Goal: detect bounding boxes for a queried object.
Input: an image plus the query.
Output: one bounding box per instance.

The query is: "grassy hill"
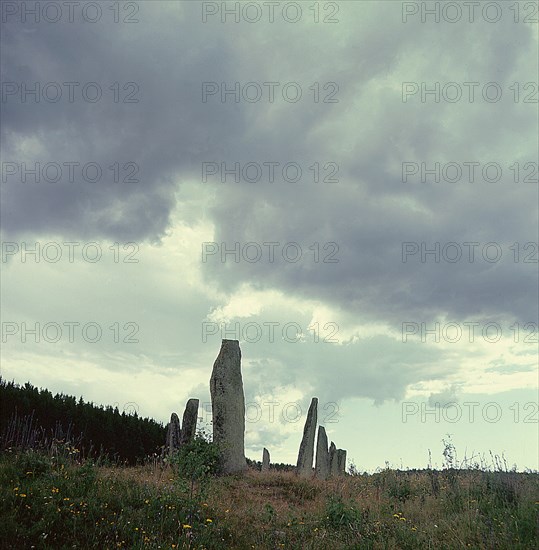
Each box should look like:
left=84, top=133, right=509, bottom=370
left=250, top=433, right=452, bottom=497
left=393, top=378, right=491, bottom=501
left=1, top=447, right=537, bottom=549
left=1, top=379, right=537, bottom=548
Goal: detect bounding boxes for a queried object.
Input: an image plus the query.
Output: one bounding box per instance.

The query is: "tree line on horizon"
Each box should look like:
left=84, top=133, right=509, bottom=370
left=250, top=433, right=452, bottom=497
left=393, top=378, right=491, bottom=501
left=0, top=377, right=166, bottom=464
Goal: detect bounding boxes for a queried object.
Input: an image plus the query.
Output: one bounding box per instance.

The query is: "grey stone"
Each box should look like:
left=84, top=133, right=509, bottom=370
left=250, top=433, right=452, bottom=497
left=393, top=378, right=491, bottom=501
left=296, top=397, right=318, bottom=478
left=336, top=449, right=347, bottom=476
left=262, top=447, right=270, bottom=472
left=180, top=398, right=199, bottom=446
left=166, top=412, right=181, bottom=455
left=329, top=441, right=338, bottom=477
left=210, top=339, right=246, bottom=474
left=315, top=426, right=329, bottom=480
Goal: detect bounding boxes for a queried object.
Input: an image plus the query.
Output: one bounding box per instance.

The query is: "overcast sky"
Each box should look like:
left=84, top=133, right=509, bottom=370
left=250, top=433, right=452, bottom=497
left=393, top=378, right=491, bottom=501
left=1, top=1, right=538, bottom=471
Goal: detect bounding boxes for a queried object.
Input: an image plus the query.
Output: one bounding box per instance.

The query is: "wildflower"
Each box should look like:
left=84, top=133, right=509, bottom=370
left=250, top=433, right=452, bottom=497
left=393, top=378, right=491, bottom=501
left=13, top=487, right=19, bottom=491
left=19, top=494, right=27, bottom=498
left=182, top=524, right=192, bottom=529
left=206, top=519, right=212, bottom=523
left=63, top=497, right=70, bottom=501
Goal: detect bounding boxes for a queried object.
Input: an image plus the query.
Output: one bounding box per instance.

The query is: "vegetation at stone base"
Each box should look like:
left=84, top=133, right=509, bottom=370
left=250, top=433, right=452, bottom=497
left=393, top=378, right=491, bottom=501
left=0, top=378, right=166, bottom=464
left=1, top=444, right=537, bottom=549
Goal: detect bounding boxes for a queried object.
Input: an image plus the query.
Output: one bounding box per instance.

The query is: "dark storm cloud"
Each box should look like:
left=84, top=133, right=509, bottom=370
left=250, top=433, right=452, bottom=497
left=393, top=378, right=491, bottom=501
left=2, top=1, right=537, bottom=330
left=1, top=2, right=242, bottom=240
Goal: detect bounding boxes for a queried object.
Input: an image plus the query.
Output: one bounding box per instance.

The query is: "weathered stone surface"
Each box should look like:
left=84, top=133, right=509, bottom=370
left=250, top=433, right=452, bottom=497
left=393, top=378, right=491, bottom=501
left=315, top=426, right=329, bottom=480
left=329, top=441, right=338, bottom=477
left=336, top=449, right=347, bottom=476
left=296, top=397, right=318, bottom=478
left=210, top=339, right=246, bottom=474
left=180, top=398, right=199, bottom=446
left=166, top=412, right=181, bottom=455
left=262, top=447, right=270, bottom=472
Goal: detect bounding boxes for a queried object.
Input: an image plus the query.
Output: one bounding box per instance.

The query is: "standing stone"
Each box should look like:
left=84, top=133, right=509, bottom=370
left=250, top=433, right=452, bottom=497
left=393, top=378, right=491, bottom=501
left=336, top=449, right=347, bottom=476
left=180, top=398, right=199, bottom=446
left=329, top=441, right=338, bottom=477
left=262, top=447, right=270, bottom=472
left=315, top=426, right=329, bottom=480
left=210, top=339, right=246, bottom=474
left=166, top=413, right=181, bottom=455
left=296, top=397, right=318, bottom=478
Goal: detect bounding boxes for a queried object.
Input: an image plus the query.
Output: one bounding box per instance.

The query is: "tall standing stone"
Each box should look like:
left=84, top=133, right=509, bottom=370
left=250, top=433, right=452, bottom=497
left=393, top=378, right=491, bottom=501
left=296, top=397, right=318, bottom=478
left=262, top=447, right=270, bottom=472
left=336, top=449, right=347, bottom=476
left=315, top=426, right=329, bottom=480
left=180, top=398, right=199, bottom=446
left=210, top=339, right=246, bottom=474
left=166, top=413, right=181, bottom=455
left=329, top=441, right=338, bottom=477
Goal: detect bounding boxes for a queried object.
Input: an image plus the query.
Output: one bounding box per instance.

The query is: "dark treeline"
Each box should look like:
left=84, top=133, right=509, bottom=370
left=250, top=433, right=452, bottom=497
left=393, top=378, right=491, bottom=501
left=0, top=378, right=166, bottom=464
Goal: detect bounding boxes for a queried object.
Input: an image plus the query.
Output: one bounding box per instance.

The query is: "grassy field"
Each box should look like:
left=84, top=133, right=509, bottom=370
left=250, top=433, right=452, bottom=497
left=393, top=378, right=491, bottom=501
left=1, top=446, right=537, bottom=549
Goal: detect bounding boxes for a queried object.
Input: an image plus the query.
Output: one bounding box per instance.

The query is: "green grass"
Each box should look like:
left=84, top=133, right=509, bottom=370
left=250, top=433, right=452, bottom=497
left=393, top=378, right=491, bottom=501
left=1, top=449, right=538, bottom=549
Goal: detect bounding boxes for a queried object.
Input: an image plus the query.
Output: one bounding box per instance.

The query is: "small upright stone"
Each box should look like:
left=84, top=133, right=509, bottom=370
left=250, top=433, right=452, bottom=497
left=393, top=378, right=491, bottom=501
left=210, top=339, right=247, bottom=474
left=296, top=397, right=318, bottom=478
left=329, top=441, right=338, bottom=477
left=315, top=426, right=329, bottom=480
left=336, top=449, right=347, bottom=476
left=166, top=413, right=181, bottom=455
left=180, top=398, right=199, bottom=446
left=262, top=447, right=270, bottom=472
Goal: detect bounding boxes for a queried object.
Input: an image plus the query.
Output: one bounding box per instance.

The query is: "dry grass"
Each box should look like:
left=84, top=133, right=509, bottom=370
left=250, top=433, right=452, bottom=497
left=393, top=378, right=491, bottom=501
left=2, top=450, right=537, bottom=549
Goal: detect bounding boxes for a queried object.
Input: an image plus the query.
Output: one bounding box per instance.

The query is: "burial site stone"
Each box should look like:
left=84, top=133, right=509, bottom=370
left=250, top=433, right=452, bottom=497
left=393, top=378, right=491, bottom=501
left=166, top=412, right=181, bottom=454
left=315, top=426, right=329, bottom=480
left=296, top=397, right=318, bottom=478
left=179, top=398, right=199, bottom=446
left=210, top=339, right=247, bottom=474
left=262, top=447, right=270, bottom=472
